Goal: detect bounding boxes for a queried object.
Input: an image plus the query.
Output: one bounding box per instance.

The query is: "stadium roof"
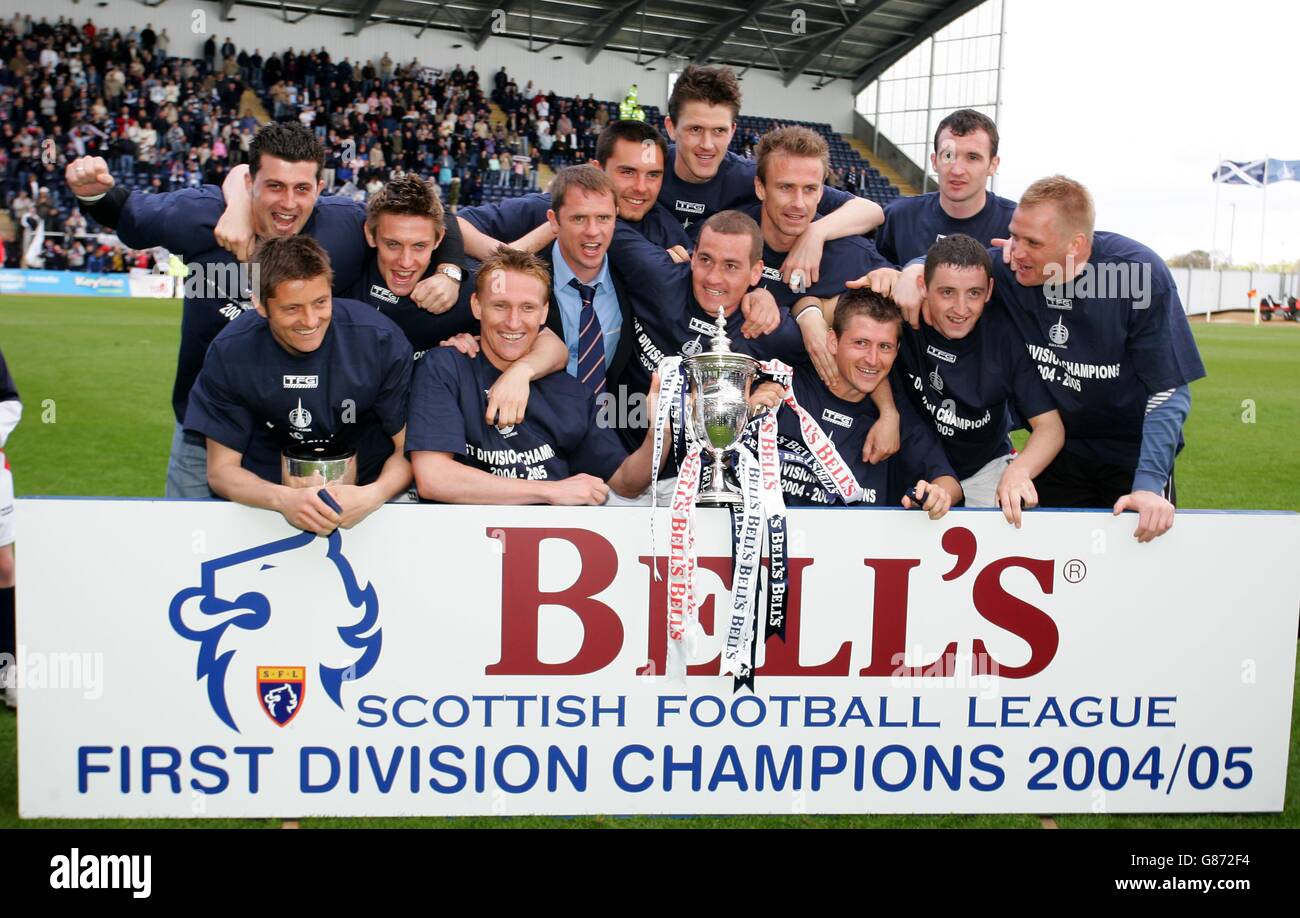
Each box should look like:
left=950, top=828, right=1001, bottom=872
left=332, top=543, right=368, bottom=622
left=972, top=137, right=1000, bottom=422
left=209, top=0, right=983, bottom=93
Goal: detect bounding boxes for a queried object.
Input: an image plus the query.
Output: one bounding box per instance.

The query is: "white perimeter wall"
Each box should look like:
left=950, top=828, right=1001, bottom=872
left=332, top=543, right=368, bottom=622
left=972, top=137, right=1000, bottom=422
left=12, top=0, right=857, bottom=133
left=1170, top=268, right=1299, bottom=314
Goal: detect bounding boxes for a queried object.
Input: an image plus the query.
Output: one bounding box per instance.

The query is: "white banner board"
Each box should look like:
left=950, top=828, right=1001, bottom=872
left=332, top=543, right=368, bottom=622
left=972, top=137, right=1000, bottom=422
left=15, top=499, right=1299, bottom=817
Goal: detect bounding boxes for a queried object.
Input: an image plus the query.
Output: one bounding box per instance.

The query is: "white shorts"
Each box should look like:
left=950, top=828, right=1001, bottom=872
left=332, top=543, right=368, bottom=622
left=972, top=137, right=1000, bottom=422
left=0, top=458, right=13, bottom=547
left=605, top=477, right=680, bottom=507
left=960, top=453, right=1014, bottom=508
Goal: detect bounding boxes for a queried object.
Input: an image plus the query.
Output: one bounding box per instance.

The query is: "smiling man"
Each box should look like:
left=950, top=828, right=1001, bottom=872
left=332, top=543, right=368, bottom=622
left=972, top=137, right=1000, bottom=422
left=537, top=166, right=636, bottom=394
left=759, top=289, right=961, bottom=515
left=184, top=235, right=414, bottom=535
left=407, top=248, right=660, bottom=505
left=658, top=65, right=884, bottom=286
left=606, top=210, right=807, bottom=426
left=993, top=176, right=1206, bottom=541
left=458, top=120, right=690, bottom=257
left=349, top=174, right=567, bottom=428
left=66, top=123, right=376, bottom=498
left=893, top=234, right=1064, bottom=523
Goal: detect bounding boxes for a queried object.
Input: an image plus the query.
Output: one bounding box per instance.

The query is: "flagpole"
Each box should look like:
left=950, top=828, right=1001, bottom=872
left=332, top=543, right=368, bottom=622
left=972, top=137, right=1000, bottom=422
left=1210, top=152, right=1221, bottom=321
left=1259, top=154, right=1270, bottom=267
left=1256, top=155, right=1269, bottom=326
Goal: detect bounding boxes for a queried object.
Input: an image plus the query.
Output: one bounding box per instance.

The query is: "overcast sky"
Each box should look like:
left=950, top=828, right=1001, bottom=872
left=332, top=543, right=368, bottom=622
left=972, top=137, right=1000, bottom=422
left=995, top=0, right=1297, bottom=265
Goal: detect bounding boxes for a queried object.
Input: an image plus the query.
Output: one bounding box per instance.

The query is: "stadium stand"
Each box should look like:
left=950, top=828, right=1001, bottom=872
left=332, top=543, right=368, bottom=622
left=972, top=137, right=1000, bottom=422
left=1, top=11, right=899, bottom=273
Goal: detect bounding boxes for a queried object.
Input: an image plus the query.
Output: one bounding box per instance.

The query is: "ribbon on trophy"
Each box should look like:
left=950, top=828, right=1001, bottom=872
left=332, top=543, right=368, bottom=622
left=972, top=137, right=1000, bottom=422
left=756, top=406, right=788, bottom=642
left=759, top=359, right=865, bottom=505
left=721, top=448, right=766, bottom=690
left=651, top=345, right=869, bottom=689
left=649, top=356, right=684, bottom=577
left=649, top=355, right=706, bottom=682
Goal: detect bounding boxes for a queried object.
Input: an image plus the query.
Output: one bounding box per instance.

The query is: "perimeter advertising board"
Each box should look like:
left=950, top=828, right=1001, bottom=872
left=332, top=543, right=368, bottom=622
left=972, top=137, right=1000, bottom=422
left=15, top=500, right=1299, bottom=817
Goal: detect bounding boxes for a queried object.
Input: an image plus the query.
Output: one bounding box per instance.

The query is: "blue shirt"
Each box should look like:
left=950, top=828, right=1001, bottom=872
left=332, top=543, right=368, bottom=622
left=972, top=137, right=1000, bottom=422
left=992, top=232, right=1206, bottom=467
left=460, top=191, right=690, bottom=250
left=896, top=303, right=1057, bottom=479
left=767, top=365, right=954, bottom=507
left=550, top=241, right=622, bottom=376
left=876, top=191, right=1017, bottom=267
left=114, top=187, right=370, bottom=423
left=405, top=347, right=628, bottom=489
left=659, top=147, right=855, bottom=242
left=740, top=203, right=890, bottom=310
left=183, top=298, right=412, bottom=485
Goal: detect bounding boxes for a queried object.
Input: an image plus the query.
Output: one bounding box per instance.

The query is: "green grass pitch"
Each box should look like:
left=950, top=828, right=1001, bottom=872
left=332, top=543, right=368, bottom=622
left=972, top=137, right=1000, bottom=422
left=0, top=295, right=1296, bottom=828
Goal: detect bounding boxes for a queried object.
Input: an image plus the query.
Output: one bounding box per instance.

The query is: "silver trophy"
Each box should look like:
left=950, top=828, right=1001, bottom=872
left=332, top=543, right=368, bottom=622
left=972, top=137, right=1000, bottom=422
left=281, top=443, right=357, bottom=488
left=682, top=306, right=758, bottom=506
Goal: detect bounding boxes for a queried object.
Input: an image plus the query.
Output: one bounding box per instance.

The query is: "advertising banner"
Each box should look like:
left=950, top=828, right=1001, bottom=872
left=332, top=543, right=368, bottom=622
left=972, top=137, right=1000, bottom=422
left=0, top=269, right=131, bottom=297
left=15, top=499, right=1298, bottom=818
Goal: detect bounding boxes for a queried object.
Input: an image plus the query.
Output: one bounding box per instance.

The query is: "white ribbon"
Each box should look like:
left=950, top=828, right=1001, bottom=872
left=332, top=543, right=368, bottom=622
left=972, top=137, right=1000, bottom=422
left=721, top=448, right=766, bottom=680
left=665, top=442, right=702, bottom=682
left=649, top=357, right=685, bottom=581
left=760, top=359, right=865, bottom=504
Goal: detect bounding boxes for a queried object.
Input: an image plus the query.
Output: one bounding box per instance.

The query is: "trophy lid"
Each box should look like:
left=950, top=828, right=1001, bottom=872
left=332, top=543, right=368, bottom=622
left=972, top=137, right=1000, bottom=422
left=283, top=443, right=356, bottom=462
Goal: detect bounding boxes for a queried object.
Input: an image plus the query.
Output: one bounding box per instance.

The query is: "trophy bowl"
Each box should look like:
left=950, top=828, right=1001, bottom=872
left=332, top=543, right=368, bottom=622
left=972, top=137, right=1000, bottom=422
left=281, top=443, right=357, bottom=488
left=683, top=351, right=757, bottom=505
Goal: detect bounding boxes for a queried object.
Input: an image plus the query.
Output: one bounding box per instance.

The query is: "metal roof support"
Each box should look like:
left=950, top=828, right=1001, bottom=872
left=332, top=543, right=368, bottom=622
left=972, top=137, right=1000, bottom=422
left=283, top=0, right=335, bottom=26
left=783, top=0, right=889, bottom=86
left=585, top=0, right=645, bottom=64
left=690, top=0, right=778, bottom=65
left=473, top=0, right=519, bottom=49
left=348, top=0, right=383, bottom=34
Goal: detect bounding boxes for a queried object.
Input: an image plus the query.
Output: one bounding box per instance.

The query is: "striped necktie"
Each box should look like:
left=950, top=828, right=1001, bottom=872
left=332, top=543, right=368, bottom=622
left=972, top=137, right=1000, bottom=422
left=569, top=278, right=606, bottom=396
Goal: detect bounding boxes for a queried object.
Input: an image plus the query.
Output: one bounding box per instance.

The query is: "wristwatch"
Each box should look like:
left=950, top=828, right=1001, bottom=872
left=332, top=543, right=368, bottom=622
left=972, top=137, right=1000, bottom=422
left=438, top=265, right=463, bottom=282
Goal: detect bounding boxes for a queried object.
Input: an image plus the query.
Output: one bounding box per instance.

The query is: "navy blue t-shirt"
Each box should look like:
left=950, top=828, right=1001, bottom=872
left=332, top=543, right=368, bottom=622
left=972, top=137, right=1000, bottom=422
left=608, top=225, right=805, bottom=422
left=992, top=232, right=1207, bottom=468
left=460, top=192, right=690, bottom=251
left=406, top=348, right=628, bottom=486
left=345, top=256, right=478, bottom=359
left=659, top=147, right=855, bottom=241
left=183, top=298, right=413, bottom=486
left=740, top=203, right=891, bottom=311
left=897, top=303, right=1057, bottom=479
left=876, top=191, right=1017, bottom=267
left=773, top=365, right=954, bottom=507
left=114, top=187, right=370, bottom=422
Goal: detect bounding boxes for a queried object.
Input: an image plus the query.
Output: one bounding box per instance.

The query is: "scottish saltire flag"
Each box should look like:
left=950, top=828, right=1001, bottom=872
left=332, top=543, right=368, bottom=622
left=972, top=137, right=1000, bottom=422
left=1212, top=160, right=1266, bottom=186
left=1212, top=159, right=1300, bottom=185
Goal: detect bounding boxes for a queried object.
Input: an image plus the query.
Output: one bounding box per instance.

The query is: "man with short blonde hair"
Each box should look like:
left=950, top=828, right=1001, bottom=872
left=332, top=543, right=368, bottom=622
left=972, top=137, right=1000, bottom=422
left=995, top=175, right=1205, bottom=542
left=407, top=248, right=660, bottom=505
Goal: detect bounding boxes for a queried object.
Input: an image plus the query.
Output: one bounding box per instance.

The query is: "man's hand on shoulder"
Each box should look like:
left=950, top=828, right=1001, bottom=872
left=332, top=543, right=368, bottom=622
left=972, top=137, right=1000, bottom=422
left=440, top=333, right=480, bottom=357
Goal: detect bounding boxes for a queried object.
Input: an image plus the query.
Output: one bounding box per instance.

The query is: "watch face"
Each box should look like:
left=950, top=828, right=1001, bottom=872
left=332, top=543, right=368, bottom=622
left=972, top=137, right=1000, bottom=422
left=441, top=266, right=463, bottom=282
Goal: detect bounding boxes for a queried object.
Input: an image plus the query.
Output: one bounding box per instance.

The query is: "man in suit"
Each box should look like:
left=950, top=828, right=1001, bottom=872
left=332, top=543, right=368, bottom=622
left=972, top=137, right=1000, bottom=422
left=532, top=165, right=635, bottom=398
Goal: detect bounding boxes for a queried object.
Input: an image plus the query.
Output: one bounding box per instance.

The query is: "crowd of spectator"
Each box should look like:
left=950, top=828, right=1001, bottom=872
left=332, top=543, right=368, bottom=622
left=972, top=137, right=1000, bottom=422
left=2, top=13, right=893, bottom=274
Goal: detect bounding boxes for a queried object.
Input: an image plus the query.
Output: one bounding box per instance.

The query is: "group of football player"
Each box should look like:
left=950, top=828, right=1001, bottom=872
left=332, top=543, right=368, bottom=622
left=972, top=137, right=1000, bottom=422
left=60, top=64, right=1203, bottom=543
